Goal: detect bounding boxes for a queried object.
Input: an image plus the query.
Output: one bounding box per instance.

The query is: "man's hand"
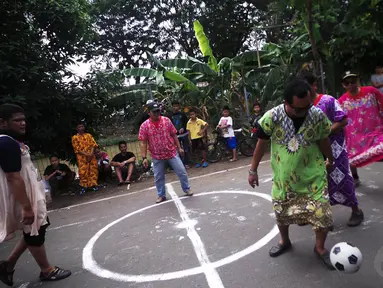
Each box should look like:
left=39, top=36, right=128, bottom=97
left=248, top=174, right=259, bottom=188
left=179, top=148, right=185, bottom=157
left=179, top=128, right=184, bottom=134
left=21, top=206, right=35, bottom=225
left=325, top=159, right=334, bottom=170
left=143, top=158, right=149, bottom=169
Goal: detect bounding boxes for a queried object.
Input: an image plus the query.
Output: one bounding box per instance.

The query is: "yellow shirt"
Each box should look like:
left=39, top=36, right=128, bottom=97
left=187, top=118, right=207, bottom=140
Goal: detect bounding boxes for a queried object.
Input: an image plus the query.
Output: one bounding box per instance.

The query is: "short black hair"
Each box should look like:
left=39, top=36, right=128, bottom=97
left=171, top=100, right=181, bottom=106
left=118, top=140, right=127, bottom=147
left=222, top=105, right=230, bottom=111
left=49, top=153, right=59, bottom=160
left=253, top=102, right=261, bottom=108
left=0, top=104, right=24, bottom=121
left=284, top=79, right=311, bottom=105
left=189, top=108, right=197, bottom=114
left=298, top=70, right=317, bottom=86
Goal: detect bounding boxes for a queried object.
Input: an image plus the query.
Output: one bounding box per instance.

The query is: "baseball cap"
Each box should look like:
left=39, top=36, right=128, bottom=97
left=147, top=102, right=161, bottom=112
left=342, top=71, right=358, bottom=81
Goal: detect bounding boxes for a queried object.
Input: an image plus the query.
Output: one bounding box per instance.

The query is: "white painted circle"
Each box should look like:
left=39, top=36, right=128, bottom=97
left=82, top=190, right=279, bottom=283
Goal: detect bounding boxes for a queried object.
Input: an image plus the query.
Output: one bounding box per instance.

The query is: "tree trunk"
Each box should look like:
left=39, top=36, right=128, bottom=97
left=306, top=0, right=322, bottom=89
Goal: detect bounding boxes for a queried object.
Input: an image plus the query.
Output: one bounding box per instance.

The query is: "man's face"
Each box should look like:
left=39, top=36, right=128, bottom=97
left=94, top=148, right=101, bottom=157
left=189, top=112, right=196, bottom=120
left=253, top=105, right=261, bottom=114
left=342, top=77, right=359, bottom=93
left=223, top=110, right=230, bottom=117
left=119, top=144, right=127, bottom=153
left=172, top=104, right=180, bottom=113
left=376, top=67, right=383, bottom=74
left=286, top=92, right=312, bottom=118
left=0, top=112, right=26, bottom=136
left=50, top=157, right=60, bottom=167
left=149, top=110, right=161, bottom=121
left=77, top=124, right=85, bottom=133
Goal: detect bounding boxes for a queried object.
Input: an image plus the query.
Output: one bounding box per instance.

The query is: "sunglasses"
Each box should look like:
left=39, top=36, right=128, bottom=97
left=291, top=103, right=312, bottom=114
left=343, top=78, right=357, bottom=86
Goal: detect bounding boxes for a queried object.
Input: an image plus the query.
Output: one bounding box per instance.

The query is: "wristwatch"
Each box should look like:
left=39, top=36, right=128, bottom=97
left=249, top=169, right=257, bottom=175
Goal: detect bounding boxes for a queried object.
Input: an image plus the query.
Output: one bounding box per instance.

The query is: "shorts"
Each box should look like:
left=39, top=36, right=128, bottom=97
left=226, top=137, right=237, bottom=150
left=191, top=138, right=206, bottom=151
left=23, top=217, right=50, bottom=247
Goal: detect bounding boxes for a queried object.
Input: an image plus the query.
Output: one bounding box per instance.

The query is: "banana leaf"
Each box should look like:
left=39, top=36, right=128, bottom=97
left=163, top=71, right=198, bottom=91
left=123, top=68, right=160, bottom=78
left=193, top=20, right=219, bottom=72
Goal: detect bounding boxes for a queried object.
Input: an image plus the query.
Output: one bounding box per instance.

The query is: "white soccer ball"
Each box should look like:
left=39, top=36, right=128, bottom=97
left=330, top=242, right=363, bottom=273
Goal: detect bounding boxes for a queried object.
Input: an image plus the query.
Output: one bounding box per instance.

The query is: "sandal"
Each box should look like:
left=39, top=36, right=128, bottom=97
left=0, top=261, right=14, bottom=287
left=39, top=266, right=71, bottom=282
left=269, top=241, right=292, bottom=258
left=314, top=248, right=335, bottom=270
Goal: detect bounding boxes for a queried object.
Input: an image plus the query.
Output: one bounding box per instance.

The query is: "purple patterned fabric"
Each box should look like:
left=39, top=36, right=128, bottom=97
left=315, top=94, right=358, bottom=207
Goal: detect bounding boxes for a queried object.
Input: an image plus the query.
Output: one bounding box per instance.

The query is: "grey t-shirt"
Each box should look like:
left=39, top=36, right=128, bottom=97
left=371, top=74, right=383, bottom=93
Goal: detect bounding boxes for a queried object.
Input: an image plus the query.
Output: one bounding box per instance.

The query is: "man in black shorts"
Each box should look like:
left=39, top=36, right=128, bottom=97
left=0, top=104, right=71, bottom=286
left=186, top=108, right=209, bottom=168
left=110, top=141, right=136, bottom=185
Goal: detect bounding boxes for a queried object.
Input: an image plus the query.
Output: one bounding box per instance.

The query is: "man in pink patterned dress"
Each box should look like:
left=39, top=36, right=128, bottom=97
left=139, top=102, right=193, bottom=203
left=338, top=71, right=383, bottom=186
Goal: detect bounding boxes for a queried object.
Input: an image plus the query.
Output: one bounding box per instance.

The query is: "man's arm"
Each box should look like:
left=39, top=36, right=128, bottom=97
left=0, top=138, right=33, bottom=222
left=331, top=118, right=348, bottom=134
left=171, top=132, right=182, bottom=150
left=140, top=140, right=148, bottom=158
left=250, top=138, right=268, bottom=172
left=372, top=76, right=383, bottom=88
left=318, top=138, right=334, bottom=164
left=5, top=172, right=32, bottom=210
left=44, top=170, right=57, bottom=181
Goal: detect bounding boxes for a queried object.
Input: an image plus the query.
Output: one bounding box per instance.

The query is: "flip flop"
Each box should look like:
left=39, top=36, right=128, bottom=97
left=269, top=241, right=292, bottom=258
left=314, top=248, right=335, bottom=270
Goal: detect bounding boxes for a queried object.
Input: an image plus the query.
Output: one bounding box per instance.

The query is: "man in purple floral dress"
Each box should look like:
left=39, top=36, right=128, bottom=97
left=300, top=71, right=364, bottom=227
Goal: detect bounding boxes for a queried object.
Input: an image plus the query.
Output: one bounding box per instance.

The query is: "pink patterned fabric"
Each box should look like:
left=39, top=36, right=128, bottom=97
left=338, top=86, right=383, bottom=167
left=138, top=116, right=178, bottom=160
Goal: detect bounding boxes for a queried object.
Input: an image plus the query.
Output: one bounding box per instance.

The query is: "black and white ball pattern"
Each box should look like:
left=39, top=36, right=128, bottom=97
left=330, top=242, right=363, bottom=273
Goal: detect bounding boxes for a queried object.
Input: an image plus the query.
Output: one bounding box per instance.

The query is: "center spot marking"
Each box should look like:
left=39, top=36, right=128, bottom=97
left=82, top=190, right=279, bottom=283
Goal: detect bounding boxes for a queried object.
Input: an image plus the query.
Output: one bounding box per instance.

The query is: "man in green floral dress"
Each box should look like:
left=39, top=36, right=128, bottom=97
left=248, top=79, right=335, bottom=270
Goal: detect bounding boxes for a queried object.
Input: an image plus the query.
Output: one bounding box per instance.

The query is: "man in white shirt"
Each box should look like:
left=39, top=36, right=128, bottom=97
left=371, top=65, right=383, bottom=93
left=217, top=106, right=237, bottom=162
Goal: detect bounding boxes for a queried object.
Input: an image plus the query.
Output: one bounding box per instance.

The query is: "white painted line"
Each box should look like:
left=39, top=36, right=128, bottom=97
left=17, top=283, right=29, bottom=288
left=48, top=219, right=96, bottom=231
left=82, top=190, right=279, bottom=283
left=167, top=184, right=224, bottom=288
left=49, top=160, right=271, bottom=213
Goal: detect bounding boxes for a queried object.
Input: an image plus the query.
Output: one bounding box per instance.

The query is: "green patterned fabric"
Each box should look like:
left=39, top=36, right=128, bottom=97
left=259, top=104, right=334, bottom=230
left=259, top=104, right=332, bottom=202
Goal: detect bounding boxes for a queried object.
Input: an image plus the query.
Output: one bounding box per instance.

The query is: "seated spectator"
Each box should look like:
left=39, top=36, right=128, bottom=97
left=43, top=154, right=75, bottom=195
left=111, top=141, right=136, bottom=185
left=94, top=146, right=112, bottom=181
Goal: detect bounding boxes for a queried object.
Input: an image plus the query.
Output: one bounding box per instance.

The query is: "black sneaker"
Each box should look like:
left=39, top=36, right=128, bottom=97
left=347, top=209, right=364, bottom=227
left=0, top=261, right=14, bottom=287
left=39, top=266, right=71, bottom=282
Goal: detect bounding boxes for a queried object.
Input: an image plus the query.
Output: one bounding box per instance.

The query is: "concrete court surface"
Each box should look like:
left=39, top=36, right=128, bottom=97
left=1, top=161, right=383, bottom=288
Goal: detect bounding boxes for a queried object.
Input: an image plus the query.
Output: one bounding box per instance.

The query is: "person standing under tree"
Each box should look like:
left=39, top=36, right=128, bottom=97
left=371, top=65, right=383, bottom=94
left=217, top=106, right=237, bottom=162
left=0, top=104, right=71, bottom=286
left=139, top=102, right=193, bottom=203
left=248, top=79, right=335, bottom=270
left=169, top=100, right=190, bottom=168
left=71, top=122, right=99, bottom=194
left=300, top=71, right=364, bottom=227
left=186, top=108, right=209, bottom=168
left=338, top=71, right=383, bottom=186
